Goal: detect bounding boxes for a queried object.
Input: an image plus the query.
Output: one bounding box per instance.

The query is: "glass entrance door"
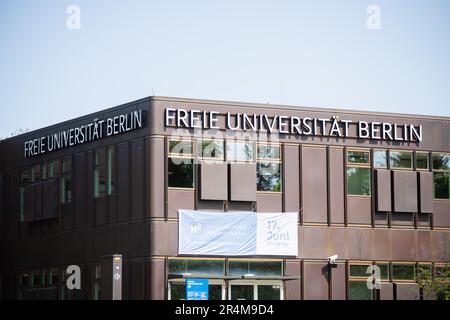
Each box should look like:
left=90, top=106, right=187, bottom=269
left=229, top=281, right=283, bottom=300
left=230, top=284, right=255, bottom=300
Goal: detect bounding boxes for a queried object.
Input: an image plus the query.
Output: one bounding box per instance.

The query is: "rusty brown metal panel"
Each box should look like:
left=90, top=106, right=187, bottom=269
left=347, top=196, right=371, bottom=225
left=347, top=228, right=373, bottom=260
left=379, top=283, right=394, bottom=300
left=301, top=226, right=328, bottom=259
left=391, top=230, right=415, bottom=261
left=285, top=260, right=301, bottom=300
left=416, top=230, right=432, bottom=261
left=149, top=138, right=166, bottom=218
left=433, top=201, right=450, bottom=228
left=200, top=161, right=228, bottom=201
left=331, top=263, right=346, bottom=300
left=393, top=171, right=418, bottom=213
left=431, top=231, right=450, bottom=262
left=303, top=262, right=329, bottom=300
left=130, top=139, right=145, bottom=221
left=329, top=227, right=348, bottom=259
left=372, top=229, right=391, bottom=261
left=301, top=146, right=327, bottom=224
left=256, top=193, right=282, bottom=212
left=375, top=169, right=391, bottom=212
left=150, top=221, right=178, bottom=256
left=230, top=163, right=256, bottom=201
left=283, top=144, right=300, bottom=213
left=419, top=172, right=433, bottom=213
left=395, top=283, right=420, bottom=300
left=329, top=148, right=345, bottom=224
left=149, top=258, right=166, bottom=300
left=167, top=189, right=195, bottom=219
left=43, top=180, right=59, bottom=219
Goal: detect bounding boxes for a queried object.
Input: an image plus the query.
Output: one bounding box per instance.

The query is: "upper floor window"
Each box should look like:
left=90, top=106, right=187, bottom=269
left=416, top=152, right=429, bottom=170
left=389, top=150, right=413, bottom=169
left=346, top=149, right=371, bottom=196
left=61, top=159, right=72, bottom=204
left=347, top=263, right=373, bottom=300
left=256, top=144, right=282, bottom=192
left=226, top=141, right=254, bottom=162
left=94, top=151, right=106, bottom=198
left=392, top=263, right=416, bottom=281
left=168, top=139, right=194, bottom=188
left=432, top=153, right=450, bottom=199
left=373, top=149, right=387, bottom=168
left=198, top=139, right=224, bottom=161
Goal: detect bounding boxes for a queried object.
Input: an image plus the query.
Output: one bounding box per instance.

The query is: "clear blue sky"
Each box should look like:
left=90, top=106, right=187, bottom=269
left=1, top=0, right=449, bottom=138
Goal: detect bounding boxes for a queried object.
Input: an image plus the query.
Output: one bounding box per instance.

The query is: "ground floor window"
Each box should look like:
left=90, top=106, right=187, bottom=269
left=229, top=281, right=283, bottom=300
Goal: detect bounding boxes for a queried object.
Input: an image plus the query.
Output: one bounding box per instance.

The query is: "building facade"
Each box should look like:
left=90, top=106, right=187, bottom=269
left=0, top=96, right=449, bottom=300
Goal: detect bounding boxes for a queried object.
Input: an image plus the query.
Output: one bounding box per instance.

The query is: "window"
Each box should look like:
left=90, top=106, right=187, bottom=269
left=228, top=260, right=283, bottom=276
left=416, top=152, right=429, bottom=170
left=348, top=263, right=373, bottom=300
left=375, top=263, right=390, bottom=281
left=61, top=159, right=72, bottom=203
left=389, top=151, right=413, bottom=169
left=392, top=263, right=415, bottom=281
left=373, top=149, right=387, bottom=168
left=49, top=269, right=59, bottom=286
left=256, top=144, right=282, bottom=192
left=432, top=153, right=450, bottom=199
left=31, top=271, right=41, bottom=288
left=94, top=151, right=106, bottom=198
left=168, top=139, right=194, bottom=188
left=226, top=141, right=254, bottom=162
left=346, top=150, right=371, bottom=196
left=197, top=139, right=224, bottom=160
left=20, top=168, right=34, bottom=222
left=48, top=160, right=60, bottom=178
left=168, top=258, right=224, bottom=276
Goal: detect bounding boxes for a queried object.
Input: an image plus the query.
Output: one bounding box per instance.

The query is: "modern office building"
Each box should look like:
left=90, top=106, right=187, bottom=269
left=0, top=96, right=449, bottom=300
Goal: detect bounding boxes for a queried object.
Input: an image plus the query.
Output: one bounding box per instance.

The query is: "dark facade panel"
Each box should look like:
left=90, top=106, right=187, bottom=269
left=391, top=212, right=414, bottom=227
left=433, top=201, right=450, bottom=228
left=256, top=193, right=282, bottom=213
left=85, top=151, right=95, bottom=228
left=200, top=161, right=228, bottom=201
left=230, top=163, right=256, bottom=202
left=395, top=283, right=420, bottom=300
left=131, top=139, right=145, bottom=221
left=379, top=283, right=394, bottom=300
left=35, top=183, right=43, bottom=221
left=285, top=260, right=301, bottom=300
left=43, top=180, right=59, bottom=220
left=300, top=227, right=328, bottom=259
left=331, top=263, right=346, bottom=300
left=347, top=228, right=372, bottom=260
left=283, top=144, right=300, bottom=213
left=303, top=262, right=329, bottom=300
left=117, top=143, right=130, bottom=222
left=301, top=146, right=327, bottom=224
left=372, top=229, right=391, bottom=261
left=149, top=138, right=165, bottom=218
left=167, top=189, right=195, bottom=219
left=329, top=147, right=345, bottom=224
left=375, top=169, right=391, bottom=212
left=74, top=153, right=86, bottom=229
left=419, top=172, right=433, bottom=213
left=149, top=258, right=166, bottom=300
left=23, top=184, right=35, bottom=222
left=347, top=196, right=371, bottom=225
left=393, top=171, right=418, bottom=213
left=391, top=230, right=415, bottom=261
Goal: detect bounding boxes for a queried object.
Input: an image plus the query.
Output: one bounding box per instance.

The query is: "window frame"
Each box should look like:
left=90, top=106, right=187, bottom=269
left=431, top=152, right=450, bottom=200
left=197, top=139, right=225, bottom=161
left=347, top=261, right=375, bottom=300
left=167, top=138, right=196, bottom=190
left=391, top=262, right=416, bottom=282
left=346, top=148, right=371, bottom=197
left=415, top=151, right=430, bottom=171
left=389, top=150, right=413, bottom=170
left=373, top=149, right=388, bottom=169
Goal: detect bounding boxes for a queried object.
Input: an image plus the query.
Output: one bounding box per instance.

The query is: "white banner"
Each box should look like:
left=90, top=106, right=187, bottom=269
left=178, top=210, right=298, bottom=256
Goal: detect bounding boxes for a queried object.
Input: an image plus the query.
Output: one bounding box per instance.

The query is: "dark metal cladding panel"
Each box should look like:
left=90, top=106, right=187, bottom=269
left=331, top=263, right=346, bottom=300
left=117, top=143, right=130, bottom=222
left=433, top=201, right=450, bottom=228
left=379, top=283, right=394, bottom=300
left=303, top=262, right=329, bottom=300
left=375, top=169, right=391, bottom=212
left=149, top=138, right=165, bottom=218
left=230, top=163, right=256, bottom=201
left=285, top=260, right=301, bottom=300
left=94, top=197, right=107, bottom=226
left=391, top=212, right=415, bottom=227
left=130, top=139, right=145, bottom=221
left=23, top=184, right=35, bottom=222
left=85, top=151, right=95, bottom=228
left=395, top=283, right=420, bottom=300
left=301, top=226, right=328, bottom=259
left=256, top=193, right=282, bottom=212
left=283, top=144, right=300, bottom=213
left=372, top=229, right=391, bottom=261
left=74, top=153, right=86, bottom=228
left=391, top=230, right=415, bottom=261
left=301, top=146, right=327, bottom=224
left=417, top=230, right=432, bottom=261
left=347, top=228, right=372, bottom=260
left=329, top=148, right=345, bottom=224
left=168, top=189, right=195, bottom=219
left=150, top=221, right=178, bottom=256
left=393, top=170, right=418, bottom=213
left=43, top=180, right=59, bottom=219
left=149, top=258, right=166, bottom=300
left=35, top=182, right=43, bottom=221
left=200, top=161, right=228, bottom=201
left=347, top=196, right=371, bottom=225
left=419, top=172, right=433, bottom=213
left=130, top=260, right=145, bottom=300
